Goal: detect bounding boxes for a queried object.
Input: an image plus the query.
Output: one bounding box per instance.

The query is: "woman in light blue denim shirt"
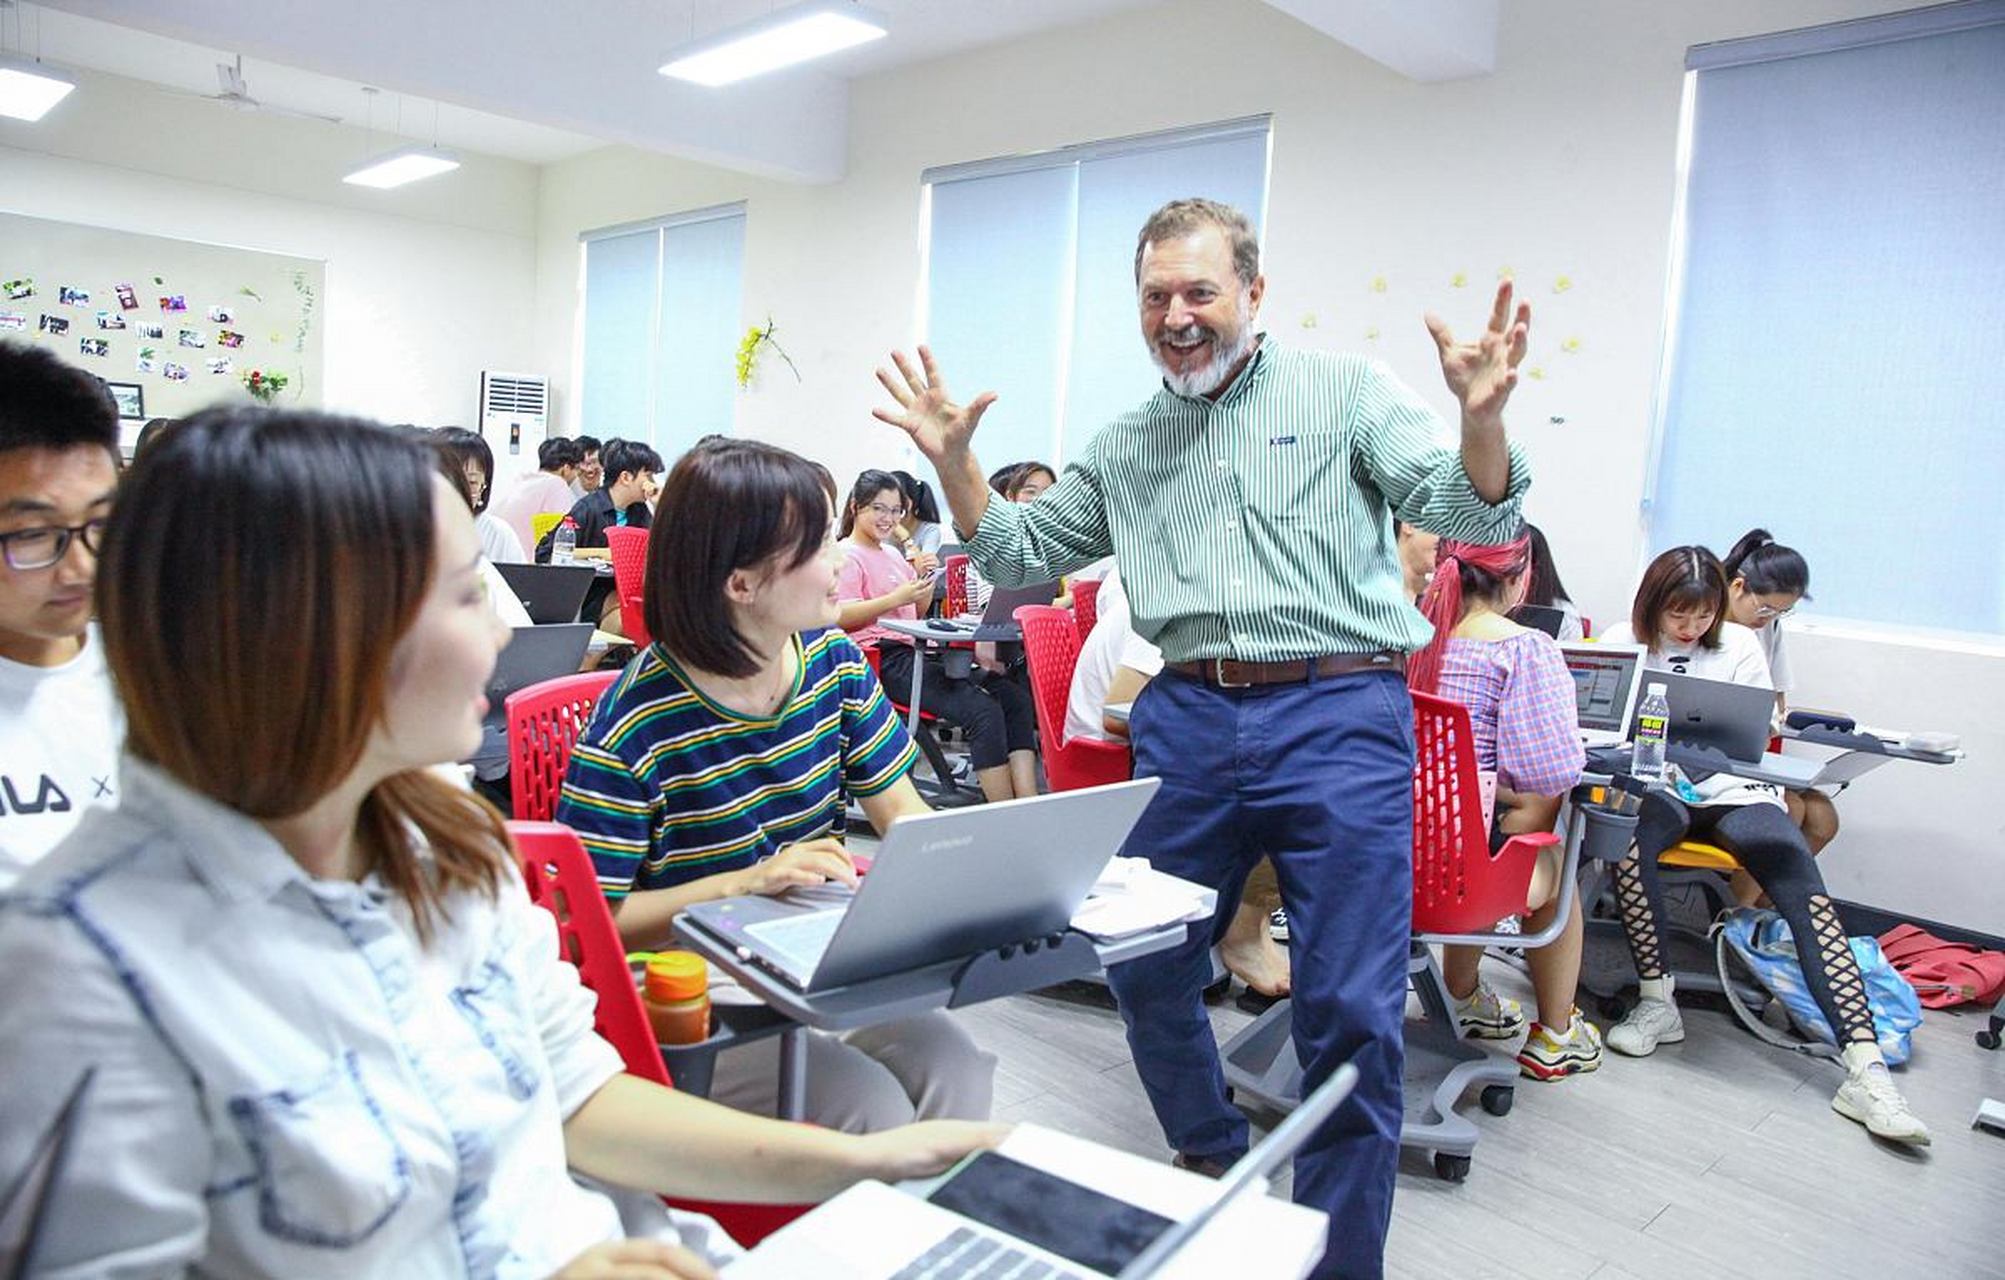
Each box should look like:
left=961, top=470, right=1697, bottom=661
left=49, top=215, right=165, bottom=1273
left=0, top=409, right=1002, bottom=1279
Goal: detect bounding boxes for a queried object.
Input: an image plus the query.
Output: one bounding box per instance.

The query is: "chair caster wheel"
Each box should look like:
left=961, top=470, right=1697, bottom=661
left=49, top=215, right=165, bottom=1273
left=1978, top=1028, right=2002, bottom=1051
left=1479, top=1085, right=1514, bottom=1116
left=1433, top=1152, right=1471, bottom=1182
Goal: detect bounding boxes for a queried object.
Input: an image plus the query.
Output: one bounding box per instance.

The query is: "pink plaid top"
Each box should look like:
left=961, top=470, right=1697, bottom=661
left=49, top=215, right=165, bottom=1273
left=1434, top=631, right=1585, bottom=797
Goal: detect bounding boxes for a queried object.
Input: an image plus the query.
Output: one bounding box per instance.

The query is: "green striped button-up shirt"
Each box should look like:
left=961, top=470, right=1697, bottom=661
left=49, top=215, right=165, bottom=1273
left=964, top=339, right=1531, bottom=663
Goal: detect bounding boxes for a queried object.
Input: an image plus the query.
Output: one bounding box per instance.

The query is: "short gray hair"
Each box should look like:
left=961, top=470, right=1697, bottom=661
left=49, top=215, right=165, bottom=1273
left=1133, top=198, right=1261, bottom=289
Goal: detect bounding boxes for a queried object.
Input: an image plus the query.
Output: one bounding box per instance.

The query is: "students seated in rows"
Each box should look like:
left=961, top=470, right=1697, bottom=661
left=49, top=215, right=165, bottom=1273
left=0, top=410, right=1000, bottom=1276
left=538, top=437, right=664, bottom=631
left=1066, top=564, right=1292, bottom=1001
left=558, top=442, right=996, bottom=1131
left=1516, top=521, right=1586, bottom=640
left=1407, top=532, right=1603, bottom=1080
left=1722, top=527, right=1838, bottom=901
left=1598, top=547, right=1927, bottom=1143
left=434, top=425, right=527, bottom=565
left=493, top=434, right=585, bottom=556
left=0, top=343, right=123, bottom=891
left=837, top=469, right=1038, bottom=804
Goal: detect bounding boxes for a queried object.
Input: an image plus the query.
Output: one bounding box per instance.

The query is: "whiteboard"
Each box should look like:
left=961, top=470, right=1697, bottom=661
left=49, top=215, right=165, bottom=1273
left=0, top=211, right=325, bottom=449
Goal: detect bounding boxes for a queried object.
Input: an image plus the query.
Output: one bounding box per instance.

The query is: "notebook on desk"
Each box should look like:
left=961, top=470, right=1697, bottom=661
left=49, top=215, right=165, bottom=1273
left=1560, top=641, right=1646, bottom=749
left=724, top=1058, right=1354, bottom=1279
left=681, top=778, right=1160, bottom=993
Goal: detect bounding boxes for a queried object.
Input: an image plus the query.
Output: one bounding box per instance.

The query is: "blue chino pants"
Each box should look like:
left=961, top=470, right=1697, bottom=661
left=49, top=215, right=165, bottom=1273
left=1106, top=667, right=1413, bottom=1280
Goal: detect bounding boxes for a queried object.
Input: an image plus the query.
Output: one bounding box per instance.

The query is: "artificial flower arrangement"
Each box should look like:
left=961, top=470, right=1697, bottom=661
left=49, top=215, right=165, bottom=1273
left=734, top=316, right=801, bottom=389
left=240, top=368, right=289, bottom=403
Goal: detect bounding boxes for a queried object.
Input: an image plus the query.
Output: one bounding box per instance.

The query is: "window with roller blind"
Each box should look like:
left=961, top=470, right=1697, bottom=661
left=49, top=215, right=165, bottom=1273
left=578, top=203, right=745, bottom=460
left=1645, top=4, right=2005, bottom=639
left=921, top=117, right=1271, bottom=471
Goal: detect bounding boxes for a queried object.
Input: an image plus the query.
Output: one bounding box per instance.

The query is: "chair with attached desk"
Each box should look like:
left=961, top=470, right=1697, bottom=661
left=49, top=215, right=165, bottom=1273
left=1015, top=604, right=1132, bottom=793
left=510, top=821, right=809, bottom=1247
left=507, top=670, right=620, bottom=822
left=604, top=524, right=652, bottom=647
left=1220, top=690, right=1590, bottom=1182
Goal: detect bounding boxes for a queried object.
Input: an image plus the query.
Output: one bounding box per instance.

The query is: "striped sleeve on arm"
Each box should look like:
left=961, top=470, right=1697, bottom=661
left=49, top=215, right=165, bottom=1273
left=1349, top=358, right=1530, bottom=543
left=964, top=442, right=1115, bottom=587
left=555, top=740, right=656, bottom=901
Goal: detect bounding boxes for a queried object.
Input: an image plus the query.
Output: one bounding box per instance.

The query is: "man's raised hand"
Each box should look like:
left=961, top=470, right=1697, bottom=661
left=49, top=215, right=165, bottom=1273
left=1424, top=280, right=1531, bottom=430
left=872, top=346, right=997, bottom=464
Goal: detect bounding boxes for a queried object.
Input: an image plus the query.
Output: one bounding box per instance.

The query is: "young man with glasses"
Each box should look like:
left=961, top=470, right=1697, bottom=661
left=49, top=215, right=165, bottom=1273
left=0, top=343, right=122, bottom=889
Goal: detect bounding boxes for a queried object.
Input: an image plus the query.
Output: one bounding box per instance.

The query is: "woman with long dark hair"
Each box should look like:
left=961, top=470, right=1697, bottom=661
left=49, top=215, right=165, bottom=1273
left=0, top=410, right=999, bottom=1276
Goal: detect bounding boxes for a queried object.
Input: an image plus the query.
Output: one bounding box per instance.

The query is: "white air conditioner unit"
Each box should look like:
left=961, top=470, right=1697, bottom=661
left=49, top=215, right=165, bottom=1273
left=478, top=371, right=550, bottom=487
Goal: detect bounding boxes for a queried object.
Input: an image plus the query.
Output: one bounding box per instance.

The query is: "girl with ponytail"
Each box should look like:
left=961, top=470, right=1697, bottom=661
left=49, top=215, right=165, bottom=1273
left=1408, top=530, right=1601, bottom=1082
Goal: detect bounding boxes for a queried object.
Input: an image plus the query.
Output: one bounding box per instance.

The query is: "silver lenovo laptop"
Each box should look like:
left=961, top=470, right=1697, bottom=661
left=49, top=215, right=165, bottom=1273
left=1559, top=641, right=1646, bottom=749
left=682, top=778, right=1160, bottom=992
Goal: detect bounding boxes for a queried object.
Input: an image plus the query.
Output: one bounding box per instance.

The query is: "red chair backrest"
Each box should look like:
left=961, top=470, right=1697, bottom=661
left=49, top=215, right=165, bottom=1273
left=1071, top=577, right=1102, bottom=642
left=604, top=525, right=652, bottom=646
left=1014, top=605, right=1132, bottom=793
left=944, top=555, right=969, bottom=618
left=508, top=821, right=808, bottom=1245
left=507, top=670, right=620, bottom=821
left=1409, top=689, right=1546, bottom=935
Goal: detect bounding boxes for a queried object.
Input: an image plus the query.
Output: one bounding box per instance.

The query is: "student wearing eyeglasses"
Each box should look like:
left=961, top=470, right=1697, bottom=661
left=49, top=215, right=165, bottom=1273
left=0, top=343, right=122, bottom=890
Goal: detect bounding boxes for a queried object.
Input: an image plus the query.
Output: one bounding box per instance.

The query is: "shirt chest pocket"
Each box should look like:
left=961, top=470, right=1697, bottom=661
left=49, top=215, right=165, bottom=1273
left=226, top=1050, right=413, bottom=1248
left=451, top=957, right=542, bottom=1101
left=1236, top=429, right=1346, bottom=527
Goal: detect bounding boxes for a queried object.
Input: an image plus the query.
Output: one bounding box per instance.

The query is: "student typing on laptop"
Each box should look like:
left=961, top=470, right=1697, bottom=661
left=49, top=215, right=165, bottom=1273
left=1596, top=547, right=1928, bottom=1143
left=558, top=441, right=997, bottom=1133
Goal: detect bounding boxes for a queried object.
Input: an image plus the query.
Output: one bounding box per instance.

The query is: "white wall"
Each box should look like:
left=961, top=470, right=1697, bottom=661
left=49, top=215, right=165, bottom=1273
left=530, top=0, right=2000, bottom=931
left=0, top=65, right=540, bottom=428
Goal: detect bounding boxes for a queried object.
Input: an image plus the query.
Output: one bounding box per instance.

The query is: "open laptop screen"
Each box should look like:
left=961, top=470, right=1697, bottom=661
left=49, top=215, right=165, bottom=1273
left=1562, top=646, right=1641, bottom=736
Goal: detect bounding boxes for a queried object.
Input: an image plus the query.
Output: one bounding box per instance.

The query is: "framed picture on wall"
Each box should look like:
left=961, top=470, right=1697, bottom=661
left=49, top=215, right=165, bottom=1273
left=104, top=381, right=145, bottom=420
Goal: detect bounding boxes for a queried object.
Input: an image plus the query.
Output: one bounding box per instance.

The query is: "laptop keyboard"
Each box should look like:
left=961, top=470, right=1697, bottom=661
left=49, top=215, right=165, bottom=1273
left=890, top=1226, right=1085, bottom=1280
left=742, top=908, right=845, bottom=976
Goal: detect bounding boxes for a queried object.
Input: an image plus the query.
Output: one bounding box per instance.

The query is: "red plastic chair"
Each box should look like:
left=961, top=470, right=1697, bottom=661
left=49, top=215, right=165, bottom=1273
left=1408, top=689, right=1559, bottom=936
left=604, top=525, right=651, bottom=647
left=943, top=555, right=969, bottom=618
left=1070, top=577, right=1102, bottom=642
left=506, top=670, right=620, bottom=821
left=1013, top=605, right=1132, bottom=793
left=509, top=821, right=809, bottom=1246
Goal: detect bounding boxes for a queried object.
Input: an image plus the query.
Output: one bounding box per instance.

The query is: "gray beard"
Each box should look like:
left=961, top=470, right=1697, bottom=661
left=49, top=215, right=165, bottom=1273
left=1154, top=322, right=1256, bottom=398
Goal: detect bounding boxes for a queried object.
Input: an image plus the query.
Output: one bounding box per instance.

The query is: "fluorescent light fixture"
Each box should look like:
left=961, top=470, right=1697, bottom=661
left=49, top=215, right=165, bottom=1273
left=342, top=143, right=461, bottom=189
left=660, top=1, right=887, bottom=87
left=0, top=53, right=75, bottom=122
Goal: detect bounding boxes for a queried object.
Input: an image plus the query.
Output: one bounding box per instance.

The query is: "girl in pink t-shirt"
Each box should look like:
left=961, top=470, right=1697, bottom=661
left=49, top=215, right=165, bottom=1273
left=836, top=470, right=1038, bottom=803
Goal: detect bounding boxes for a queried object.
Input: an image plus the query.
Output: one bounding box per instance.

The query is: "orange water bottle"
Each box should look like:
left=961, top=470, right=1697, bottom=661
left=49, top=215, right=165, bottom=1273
left=642, top=952, right=711, bottom=1045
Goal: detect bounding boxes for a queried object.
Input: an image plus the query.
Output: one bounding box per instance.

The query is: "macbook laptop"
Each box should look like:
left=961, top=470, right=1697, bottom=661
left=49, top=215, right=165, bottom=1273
left=724, top=1058, right=1358, bottom=1279
left=1654, top=671, right=1822, bottom=784
left=682, top=777, right=1160, bottom=993
left=494, top=562, right=596, bottom=625
left=485, top=623, right=595, bottom=720
left=1512, top=604, right=1568, bottom=638
left=1559, top=641, right=1646, bottom=749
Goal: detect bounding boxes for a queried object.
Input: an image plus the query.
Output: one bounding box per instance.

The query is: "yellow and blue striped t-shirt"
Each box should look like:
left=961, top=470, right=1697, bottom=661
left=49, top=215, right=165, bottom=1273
left=556, top=627, right=916, bottom=899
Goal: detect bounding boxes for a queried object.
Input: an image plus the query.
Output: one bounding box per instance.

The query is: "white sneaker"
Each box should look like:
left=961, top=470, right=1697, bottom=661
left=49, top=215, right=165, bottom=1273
left=1831, top=1062, right=1932, bottom=1146
left=1606, top=998, right=1685, bottom=1057
left=1452, top=983, right=1525, bottom=1040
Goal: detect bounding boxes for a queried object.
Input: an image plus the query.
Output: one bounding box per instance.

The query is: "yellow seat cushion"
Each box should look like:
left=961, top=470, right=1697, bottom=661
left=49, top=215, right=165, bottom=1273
left=1660, top=840, right=1740, bottom=871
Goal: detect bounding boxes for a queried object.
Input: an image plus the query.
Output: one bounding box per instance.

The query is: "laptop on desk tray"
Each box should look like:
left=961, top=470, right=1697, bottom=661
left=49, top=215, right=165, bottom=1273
left=930, top=580, right=1060, bottom=641
left=1654, top=671, right=1822, bottom=785
left=1559, top=641, right=1646, bottom=750
left=681, top=777, right=1160, bottom=993
left=494, top=562, right=597, bottom=625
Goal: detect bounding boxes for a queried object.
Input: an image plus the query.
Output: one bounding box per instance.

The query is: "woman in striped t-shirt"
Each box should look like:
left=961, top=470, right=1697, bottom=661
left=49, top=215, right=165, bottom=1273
left=557, top=439, right=995, bottom=1134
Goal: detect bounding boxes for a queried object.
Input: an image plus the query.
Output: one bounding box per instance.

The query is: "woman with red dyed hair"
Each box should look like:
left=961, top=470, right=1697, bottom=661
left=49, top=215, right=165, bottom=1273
left=1408, top=530, right=1601, bottom=1082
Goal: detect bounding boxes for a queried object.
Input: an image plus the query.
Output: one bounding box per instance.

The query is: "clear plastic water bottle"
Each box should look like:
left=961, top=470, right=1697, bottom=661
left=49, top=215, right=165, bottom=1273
left=1632, top=681, right=1669, bottom=782
left=552, top=517, right=577, bottom=566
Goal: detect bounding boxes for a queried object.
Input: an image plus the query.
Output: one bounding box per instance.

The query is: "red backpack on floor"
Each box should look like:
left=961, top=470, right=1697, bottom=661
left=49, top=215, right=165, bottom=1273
left=1877, top=924, right=2005, bottom=1009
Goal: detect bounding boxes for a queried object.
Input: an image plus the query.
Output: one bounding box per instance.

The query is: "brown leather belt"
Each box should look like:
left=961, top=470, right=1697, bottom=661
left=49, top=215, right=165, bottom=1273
left=1164, top=652, right=1406, bottom=688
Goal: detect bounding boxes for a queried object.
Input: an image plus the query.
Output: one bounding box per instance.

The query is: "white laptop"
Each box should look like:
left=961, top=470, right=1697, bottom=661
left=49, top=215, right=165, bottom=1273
left=681, top=779, right=1161, bottom=992
left=1559, top=641, right=1646, bottom=750
left=722, top=1061, right=1356, bottom=1279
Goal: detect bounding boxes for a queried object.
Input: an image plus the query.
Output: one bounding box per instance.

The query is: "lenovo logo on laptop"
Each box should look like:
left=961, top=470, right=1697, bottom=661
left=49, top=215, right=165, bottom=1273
left=922, top=836, right=975, bottom=853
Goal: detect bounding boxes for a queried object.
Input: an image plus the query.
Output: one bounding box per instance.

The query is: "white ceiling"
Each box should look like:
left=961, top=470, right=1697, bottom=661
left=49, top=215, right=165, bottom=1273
left=14, top=0, right=1494, bottom=180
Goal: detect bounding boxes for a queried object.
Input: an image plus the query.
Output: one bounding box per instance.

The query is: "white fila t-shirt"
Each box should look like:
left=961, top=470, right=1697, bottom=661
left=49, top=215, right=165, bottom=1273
left=0, top=626, right=123, bottom=890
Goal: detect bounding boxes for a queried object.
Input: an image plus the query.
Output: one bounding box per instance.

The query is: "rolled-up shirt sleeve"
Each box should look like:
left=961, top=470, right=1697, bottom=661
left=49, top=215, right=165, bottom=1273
left=500, top=872, right=627, bottom=1117
left=1352, top=360, right=1531, bottom=543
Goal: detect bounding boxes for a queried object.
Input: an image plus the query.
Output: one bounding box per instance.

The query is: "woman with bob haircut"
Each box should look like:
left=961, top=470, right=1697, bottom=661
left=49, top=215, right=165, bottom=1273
left=1597, top=547, right=1928, bottom=1144
left=558, top=439, right=997, bottom=1132
left=0, top=409, right=1000, bottom=1278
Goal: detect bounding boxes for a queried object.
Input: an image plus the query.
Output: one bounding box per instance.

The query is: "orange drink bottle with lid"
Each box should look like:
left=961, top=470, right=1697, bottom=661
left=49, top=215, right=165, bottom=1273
left=642, top=952, right=711, bottom=1046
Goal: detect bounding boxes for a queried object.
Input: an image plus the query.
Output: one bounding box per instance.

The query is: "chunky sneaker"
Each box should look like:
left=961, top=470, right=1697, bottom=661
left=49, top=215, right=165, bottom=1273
left=1831, top=1062, right=1932, bottom=1146
left=1452, top=983, right=1526, bottom=1039
left=1517, top=1011, right=1604, bottom=1081
left=1606, top=998, right=1685, bottom=1056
